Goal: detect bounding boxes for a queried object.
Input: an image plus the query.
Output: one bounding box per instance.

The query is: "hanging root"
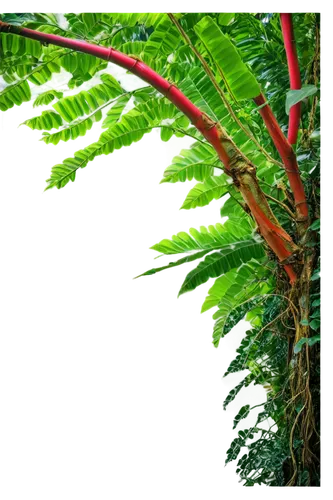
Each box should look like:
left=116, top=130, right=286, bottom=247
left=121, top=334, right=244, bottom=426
left=284, top=249, right=319, bottom=486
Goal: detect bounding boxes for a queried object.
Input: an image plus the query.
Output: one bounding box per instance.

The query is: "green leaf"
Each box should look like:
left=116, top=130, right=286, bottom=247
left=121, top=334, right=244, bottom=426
left=178, top=239, right=266, bottom=296
left=161, top=142, right=217, bottom=183
left=45, top=99, right=181, bottom=189
left=285, top=85, right=318, bottom=115
left=312, top=298, right=320, bottom=307
left=309, top=219, right=320, bottom=231
left=194, top=16, right=261, bottom=100
left=143, top=14, right=180, bottom=61
left=310, top=272, right=320, bottom=281
left=180, top=175, right=230, bottom=210
left=134, top=249, right=212, bottom=279
left=102, top=94, right=132, bottom=129
left=160, top=127, right=174, bottom=142
left=98, top=98, right=180, bottom=156
left=211, top=284, right=273, bottom=347
left=42, top=141, right=99, bottom=194
left=294, top=335, right=320, bottom=354
left=201, top=259, right=268, bottom=313
left=220, top=191, right=249, bottom=220
left=233, top=404, right=251, bottom=429
left=310, top=309, right=320, bottom=318
left=33, top=89, right=63, bottom=107
left=150, top=219, right=253, bottom=256
left=118, top=40, right=146, bottom=57
left=224, top=375, right=255, bottom=411
left=53, top=73, right=123, bottom=122
left=309, top=319, right=320, bottom=331
left=0, top=49, right=66, bottom=113
left=218, top=13, right=235, bottom=26
left=60, top=51, right=107, bottom=88
left=100, top=13, right=164, bottom=29
left=1, top=14, right=37, bottom=24
left=23, top=111, right=62, bottom=132
left=179, top=66, right=231, bottom=123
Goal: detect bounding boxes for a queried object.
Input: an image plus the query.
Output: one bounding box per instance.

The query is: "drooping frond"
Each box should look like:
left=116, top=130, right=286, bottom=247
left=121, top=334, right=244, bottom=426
left=178, top=239, right=266, bottom=296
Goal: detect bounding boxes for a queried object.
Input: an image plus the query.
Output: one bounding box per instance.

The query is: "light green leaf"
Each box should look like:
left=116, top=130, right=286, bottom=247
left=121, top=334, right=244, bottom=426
left=213, top=290, right=271, bottom=348
left=220, top=191, right=249, bottom=220
left=179, top=66, right=231, bottom=123
left=178, top=239, right=266, bottom=296
left=285, top=85, right=318, bottom=115
left=181, top=175, right=230, bottom=210
left=0, top=49, right=66, bottom=113
left=201, top=259, right=267, bottom=313
left=134, top=249, right=212, bottom=279
left=45, top=98, right=180, bottom=189
left=161, top=142, right=217, bottom=183
left=143, top=14, right=180, bottom=61
left=194, top=16, right=261, bottom=100
left=33, top=89, right=63, bottom=107
left=22, top=74, right=123, bottom=147
left=160, top=127, right=174, bottom=142
left=218, top=13, right=235, bottom=25
left=151, top=219, right=253, bottom=256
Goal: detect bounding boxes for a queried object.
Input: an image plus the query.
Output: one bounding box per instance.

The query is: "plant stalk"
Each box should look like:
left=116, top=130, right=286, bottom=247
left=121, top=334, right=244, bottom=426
left=280, top=13, right=302, bottom=146
left=253, top=93, right=308, bottom=231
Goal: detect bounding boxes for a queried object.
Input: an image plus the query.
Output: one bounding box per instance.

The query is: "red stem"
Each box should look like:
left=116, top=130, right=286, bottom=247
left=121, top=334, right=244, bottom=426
left=280, top=13, right=302, bottom=145
left=253, top=94, right=308, bottom=223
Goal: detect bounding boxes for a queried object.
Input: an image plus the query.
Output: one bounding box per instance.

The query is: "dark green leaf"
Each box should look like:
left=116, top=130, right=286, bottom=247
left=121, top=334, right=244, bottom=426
left=309, top=219, right=320, bottom=231
left=312, top=298, right=320, bottom=307
left=309, top=319, right=320, bottom=330
left=310, top=272, right=320, bottom=281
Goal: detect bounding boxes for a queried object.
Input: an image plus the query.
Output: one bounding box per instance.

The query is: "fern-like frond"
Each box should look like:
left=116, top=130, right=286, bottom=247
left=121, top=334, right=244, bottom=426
left=180, top=175, right=231, bottom=210
left=194, top=16, right=261, bottom=101
left=211, top=268, right=273, bottom=347
left=161, top=141, right=218, bottom=183
left=134, top=249, right=212, bottom=279
left=0, top=48, right=66, bottom=110
left=45, top=98, right=181, bottom=189
left=178, top=239, right=266, bottom=296
left=150, top=219, right=253, bottom=255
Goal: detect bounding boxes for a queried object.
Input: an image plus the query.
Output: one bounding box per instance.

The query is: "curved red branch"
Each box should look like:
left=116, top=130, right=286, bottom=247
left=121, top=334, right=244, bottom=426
left=0, top=20, right=299, bottom=282
left=280, top=13, right=302, bottom=145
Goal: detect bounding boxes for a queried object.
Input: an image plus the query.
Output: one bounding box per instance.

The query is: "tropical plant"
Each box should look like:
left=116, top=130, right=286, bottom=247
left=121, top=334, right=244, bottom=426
left=0, top=12, right=320, bottom=486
